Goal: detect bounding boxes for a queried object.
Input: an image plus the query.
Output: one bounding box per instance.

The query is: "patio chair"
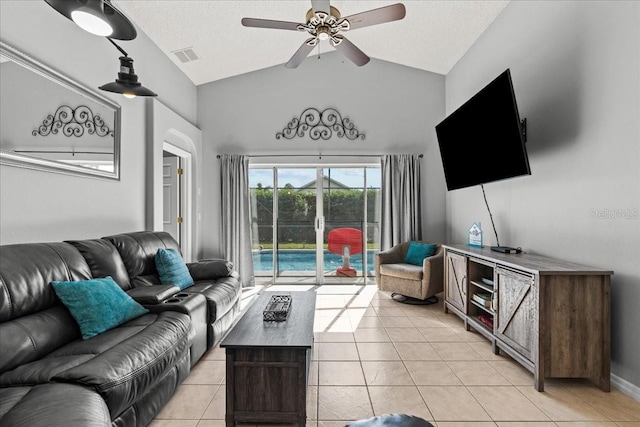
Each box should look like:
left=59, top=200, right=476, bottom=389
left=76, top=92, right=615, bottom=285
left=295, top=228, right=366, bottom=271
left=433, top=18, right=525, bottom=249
left=374, top=241, right=444, bottom=304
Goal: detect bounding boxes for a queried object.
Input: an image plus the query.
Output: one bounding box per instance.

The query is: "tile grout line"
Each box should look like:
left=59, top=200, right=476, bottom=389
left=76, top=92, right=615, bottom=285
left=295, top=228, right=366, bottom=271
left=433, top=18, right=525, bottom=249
left=380, top=301, right=437, bottom=422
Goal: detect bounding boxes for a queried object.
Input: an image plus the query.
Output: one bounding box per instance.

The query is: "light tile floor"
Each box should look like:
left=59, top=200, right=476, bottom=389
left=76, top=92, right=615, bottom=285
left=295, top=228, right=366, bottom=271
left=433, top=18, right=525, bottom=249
left=150, top=286, right=640, bottom=427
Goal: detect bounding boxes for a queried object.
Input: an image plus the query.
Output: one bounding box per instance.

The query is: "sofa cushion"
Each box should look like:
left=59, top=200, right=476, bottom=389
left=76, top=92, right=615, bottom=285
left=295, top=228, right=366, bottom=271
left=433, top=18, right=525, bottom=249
left=102, top=231, right=181, bottom=280
left=405, top=242, right=437, bottom=266
left=379, top=263, right=424, bottom=281
left=190, top=274, right=241, bottom=322
left=0, top=242, right=92, bottom=322
left=0, top=311, right=191, bottom=419
left=0, top=242, right=91, bottom=375
left=51, top=277, right=149, bottom=339
left=131, top=274, right=163, bottom=287
left=188, top=259, right=234, bottom=281
left=66, top=238, right=131, bottom=290
left=0, top=305, right=79, bottom=374
left=156, top=249, right=194, bottom=290
left=111, top=351, right=190, bottom=427
left=0, top=383, right=110, bottom=427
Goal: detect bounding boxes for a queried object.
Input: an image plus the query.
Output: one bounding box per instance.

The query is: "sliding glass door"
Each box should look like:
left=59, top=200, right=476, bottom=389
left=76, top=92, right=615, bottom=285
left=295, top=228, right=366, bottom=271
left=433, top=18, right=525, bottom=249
left=276, top=168, right=318, bottom=277
left=249, top=165, right=380, bottom=284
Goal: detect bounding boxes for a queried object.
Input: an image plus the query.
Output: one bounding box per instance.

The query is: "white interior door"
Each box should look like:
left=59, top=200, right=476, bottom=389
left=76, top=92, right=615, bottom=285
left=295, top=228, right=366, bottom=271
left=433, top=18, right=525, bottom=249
left=163, top=154, right=182, bottom=244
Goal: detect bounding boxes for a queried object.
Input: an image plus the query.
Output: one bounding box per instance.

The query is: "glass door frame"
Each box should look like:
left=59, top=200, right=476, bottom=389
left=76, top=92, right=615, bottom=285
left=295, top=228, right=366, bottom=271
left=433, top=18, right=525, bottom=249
left=318, top=166, right=371, bottom=285
left=250, top=161, right=379, bottom=285
left=314, top=167, right=325, bottom=282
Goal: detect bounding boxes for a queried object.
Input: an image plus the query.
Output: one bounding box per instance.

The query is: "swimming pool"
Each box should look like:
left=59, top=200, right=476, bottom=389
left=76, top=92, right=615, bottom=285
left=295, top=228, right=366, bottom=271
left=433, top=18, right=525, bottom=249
left=252, top=249, right=377, bottom=273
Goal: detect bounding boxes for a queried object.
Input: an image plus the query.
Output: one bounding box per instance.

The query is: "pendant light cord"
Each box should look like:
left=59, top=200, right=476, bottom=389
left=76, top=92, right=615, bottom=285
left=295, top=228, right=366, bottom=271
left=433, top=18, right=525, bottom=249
left=107, top=37, right=128, bottom=57
left=481, top=184, right=501, bottom=247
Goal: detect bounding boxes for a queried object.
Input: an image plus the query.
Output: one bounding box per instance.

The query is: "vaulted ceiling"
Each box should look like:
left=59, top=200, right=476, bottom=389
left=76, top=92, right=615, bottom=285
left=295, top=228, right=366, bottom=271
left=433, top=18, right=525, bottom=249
left=113, top=1, right=509, bottom=86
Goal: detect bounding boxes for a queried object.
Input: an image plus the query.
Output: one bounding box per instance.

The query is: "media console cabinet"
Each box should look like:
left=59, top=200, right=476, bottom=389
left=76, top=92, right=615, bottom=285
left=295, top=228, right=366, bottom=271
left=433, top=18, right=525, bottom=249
left=443, top=244, right=612, bottom=392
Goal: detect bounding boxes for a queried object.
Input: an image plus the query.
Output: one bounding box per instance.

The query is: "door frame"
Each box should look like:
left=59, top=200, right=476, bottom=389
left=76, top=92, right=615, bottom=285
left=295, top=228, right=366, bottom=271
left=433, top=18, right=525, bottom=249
left=163, top=142, right=192, bottom=262
left=251, top=161, right=379, bottom=285
left=148, top=99, right=203, bottom=262
left=162, top=153, right=181, bottom=244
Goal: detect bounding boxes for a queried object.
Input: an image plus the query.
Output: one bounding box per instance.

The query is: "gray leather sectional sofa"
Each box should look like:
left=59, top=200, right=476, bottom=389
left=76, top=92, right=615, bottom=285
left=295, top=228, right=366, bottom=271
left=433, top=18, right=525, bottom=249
left=0, top=231, right=242, bottom=426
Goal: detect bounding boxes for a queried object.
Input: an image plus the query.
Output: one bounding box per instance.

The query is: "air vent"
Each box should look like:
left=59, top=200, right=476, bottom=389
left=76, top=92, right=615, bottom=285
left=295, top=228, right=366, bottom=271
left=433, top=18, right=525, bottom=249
left=172, top=47, right=199, bottom=63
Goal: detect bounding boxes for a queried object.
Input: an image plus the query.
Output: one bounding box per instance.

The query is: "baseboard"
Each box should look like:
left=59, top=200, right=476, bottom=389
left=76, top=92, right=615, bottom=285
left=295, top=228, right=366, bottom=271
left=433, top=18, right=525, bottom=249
left=611, top=373, right=640, bottom=402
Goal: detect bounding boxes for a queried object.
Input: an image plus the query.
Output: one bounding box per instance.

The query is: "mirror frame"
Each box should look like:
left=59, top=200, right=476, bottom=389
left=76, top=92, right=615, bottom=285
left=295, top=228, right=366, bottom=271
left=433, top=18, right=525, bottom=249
left=0, top=40, right=121, bottom=180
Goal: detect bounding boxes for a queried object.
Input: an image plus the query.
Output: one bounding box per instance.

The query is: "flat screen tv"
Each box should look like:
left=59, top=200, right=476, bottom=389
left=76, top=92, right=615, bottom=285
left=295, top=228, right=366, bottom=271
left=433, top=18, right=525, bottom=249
left=435, top=69, right=530, bottom=191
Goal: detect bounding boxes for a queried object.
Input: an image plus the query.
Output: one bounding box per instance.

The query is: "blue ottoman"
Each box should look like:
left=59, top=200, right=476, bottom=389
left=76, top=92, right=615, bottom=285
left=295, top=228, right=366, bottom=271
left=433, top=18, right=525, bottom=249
left=346, top=413, right=434, bottom=426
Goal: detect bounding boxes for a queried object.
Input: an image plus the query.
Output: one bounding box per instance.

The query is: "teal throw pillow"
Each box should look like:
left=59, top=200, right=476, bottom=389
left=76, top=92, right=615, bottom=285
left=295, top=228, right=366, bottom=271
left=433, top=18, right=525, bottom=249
left=51, top=276, right=149, bottom=340
left=155, top=248, right=194, bottom=290
left=404, top=242, right=437, bottom=266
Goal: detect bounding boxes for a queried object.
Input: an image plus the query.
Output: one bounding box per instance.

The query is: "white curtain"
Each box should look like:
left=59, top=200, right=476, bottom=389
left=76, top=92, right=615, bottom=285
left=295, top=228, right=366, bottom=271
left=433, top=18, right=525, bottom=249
left=380, top=154, right=423, bottom=250
left=220, top=154, right=255, bottom=288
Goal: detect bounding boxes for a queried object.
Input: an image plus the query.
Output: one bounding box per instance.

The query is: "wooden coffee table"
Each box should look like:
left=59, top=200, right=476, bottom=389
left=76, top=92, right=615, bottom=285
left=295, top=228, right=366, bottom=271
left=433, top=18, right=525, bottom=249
left=220, top=291, right=316, bottom=426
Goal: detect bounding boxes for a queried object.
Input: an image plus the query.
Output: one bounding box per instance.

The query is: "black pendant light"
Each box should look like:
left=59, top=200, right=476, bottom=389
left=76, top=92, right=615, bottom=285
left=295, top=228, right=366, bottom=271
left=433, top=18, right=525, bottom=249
left=99, top=38, right=157, bottom=98
left=45, top=0, right=137, bottom=40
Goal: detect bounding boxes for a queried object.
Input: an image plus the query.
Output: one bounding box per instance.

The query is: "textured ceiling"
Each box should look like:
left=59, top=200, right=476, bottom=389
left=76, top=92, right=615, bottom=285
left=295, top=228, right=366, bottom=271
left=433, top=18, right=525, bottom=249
left=113, top=0, right=509, bottom=86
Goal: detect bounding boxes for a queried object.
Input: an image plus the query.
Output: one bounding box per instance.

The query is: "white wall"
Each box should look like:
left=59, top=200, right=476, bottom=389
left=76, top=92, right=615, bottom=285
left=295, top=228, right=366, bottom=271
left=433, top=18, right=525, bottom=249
left=0, top=1, right=197, bottom=244
left=445, top=1, right=640, bottom=391
left=197, top=52, right=446, bottom=258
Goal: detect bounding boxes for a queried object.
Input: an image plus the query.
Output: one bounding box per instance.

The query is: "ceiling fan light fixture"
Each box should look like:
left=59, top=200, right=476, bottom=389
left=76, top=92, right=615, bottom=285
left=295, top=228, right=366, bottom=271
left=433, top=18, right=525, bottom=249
left=317, top=26, right=330, bottom=41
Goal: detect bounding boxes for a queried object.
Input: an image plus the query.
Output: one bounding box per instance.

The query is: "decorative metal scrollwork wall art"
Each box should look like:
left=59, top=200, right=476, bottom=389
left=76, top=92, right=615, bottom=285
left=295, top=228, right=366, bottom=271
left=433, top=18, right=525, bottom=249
left=32, top=105, right=114, bottom=138
left=276, top=107, right=365, bottom=141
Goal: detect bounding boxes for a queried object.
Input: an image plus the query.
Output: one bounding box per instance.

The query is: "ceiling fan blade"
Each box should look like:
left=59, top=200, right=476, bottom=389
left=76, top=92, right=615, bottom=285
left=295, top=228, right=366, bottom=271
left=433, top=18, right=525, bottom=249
left=311, top=0, right=331, bottom=14
left=285, top=41, right=315, bottom=69
left=333, top=36, right=370, bottom=67
left=343, top=3, right=406, bottom=31
left=241, top=18, right=302, bottom=31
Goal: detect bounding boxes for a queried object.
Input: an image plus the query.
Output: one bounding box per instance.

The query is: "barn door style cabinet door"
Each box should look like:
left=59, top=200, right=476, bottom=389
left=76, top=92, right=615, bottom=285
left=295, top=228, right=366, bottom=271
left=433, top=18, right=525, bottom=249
left=444, top=251, right=467, bottom=315
left=494, top=267, right=537, bottom=362
left=442, top=244, right=612, bottom=392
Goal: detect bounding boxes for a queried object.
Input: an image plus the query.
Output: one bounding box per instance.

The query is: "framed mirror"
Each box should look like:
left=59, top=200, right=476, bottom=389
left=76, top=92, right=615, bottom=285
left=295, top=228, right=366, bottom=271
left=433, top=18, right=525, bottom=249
left=0, top=41, right=121, bottom=180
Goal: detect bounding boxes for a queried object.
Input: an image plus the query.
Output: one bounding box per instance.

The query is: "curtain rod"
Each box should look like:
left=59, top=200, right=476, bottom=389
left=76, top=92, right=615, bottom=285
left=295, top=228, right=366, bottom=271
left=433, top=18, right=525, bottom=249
left=14, top=150, right=114, bottom=155
left=216, top=154, right=423, bottom=159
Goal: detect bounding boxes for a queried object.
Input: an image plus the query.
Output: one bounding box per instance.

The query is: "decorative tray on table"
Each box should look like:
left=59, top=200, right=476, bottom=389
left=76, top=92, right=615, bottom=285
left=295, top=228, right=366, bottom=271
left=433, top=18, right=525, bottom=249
left=263, top=295, right=292, bottom=322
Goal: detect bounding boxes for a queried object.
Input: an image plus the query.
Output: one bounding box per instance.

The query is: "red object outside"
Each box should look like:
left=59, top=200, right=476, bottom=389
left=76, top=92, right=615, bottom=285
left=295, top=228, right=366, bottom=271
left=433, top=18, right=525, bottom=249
left=328, top=228, right=363, bottom=276
left=327, top=228, right=363, bottom=255
left=336, top=268, right=357, bottom=277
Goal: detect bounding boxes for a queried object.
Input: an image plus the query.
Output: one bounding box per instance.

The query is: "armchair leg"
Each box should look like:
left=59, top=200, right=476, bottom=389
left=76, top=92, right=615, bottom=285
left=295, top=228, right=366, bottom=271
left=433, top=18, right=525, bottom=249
left=391, top=293, right=439, bottom=305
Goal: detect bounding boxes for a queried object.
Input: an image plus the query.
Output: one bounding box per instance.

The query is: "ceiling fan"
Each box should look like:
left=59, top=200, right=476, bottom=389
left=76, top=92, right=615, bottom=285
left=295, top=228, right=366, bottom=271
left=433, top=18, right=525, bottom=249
left=241, top=0, right=406, bottom=69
